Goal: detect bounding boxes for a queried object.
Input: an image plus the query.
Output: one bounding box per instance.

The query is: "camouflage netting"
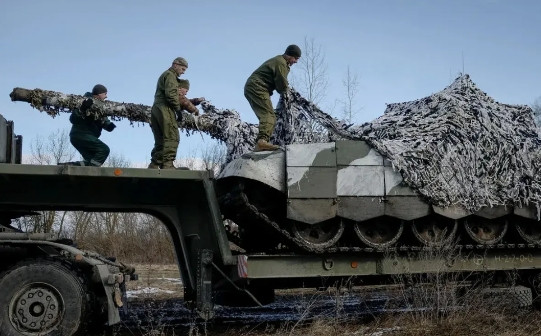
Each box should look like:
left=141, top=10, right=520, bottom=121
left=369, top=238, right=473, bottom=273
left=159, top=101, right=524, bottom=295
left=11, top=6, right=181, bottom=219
left=9, top=87, right=259, bottom=163
left=277, top=75, right=541, bottom=215
left=10, top=74, right=541, bottom=214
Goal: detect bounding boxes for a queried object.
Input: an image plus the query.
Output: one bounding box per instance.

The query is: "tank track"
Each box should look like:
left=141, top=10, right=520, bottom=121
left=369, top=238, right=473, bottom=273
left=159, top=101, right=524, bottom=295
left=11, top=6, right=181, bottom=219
left=220, top=182, right=541, bottom=254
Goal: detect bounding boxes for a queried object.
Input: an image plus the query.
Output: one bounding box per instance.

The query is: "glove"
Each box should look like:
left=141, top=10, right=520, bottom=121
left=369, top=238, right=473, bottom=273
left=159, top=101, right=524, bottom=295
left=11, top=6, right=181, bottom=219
left=80, top=98, right=93, bottom=112
left=192, top=108, right=199, bottom=116
left=104, top=122, right=116, bottom=132
left=176, top=109, right=183, bottom=122
left=192, top=97, right=205, bottom=105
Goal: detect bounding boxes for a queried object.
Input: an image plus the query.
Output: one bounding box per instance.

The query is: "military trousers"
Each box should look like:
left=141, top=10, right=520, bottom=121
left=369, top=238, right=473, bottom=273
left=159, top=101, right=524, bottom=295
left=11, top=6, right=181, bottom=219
left=244, top=85, right=275, bottom=142
left=70, top=133, right=110, bottom=166
left=150, top=104, right=180, bottom=165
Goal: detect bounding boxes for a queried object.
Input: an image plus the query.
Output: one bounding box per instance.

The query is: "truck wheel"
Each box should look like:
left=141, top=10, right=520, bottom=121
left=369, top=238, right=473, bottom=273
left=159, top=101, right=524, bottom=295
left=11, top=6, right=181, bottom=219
left=0, top=259, right=89, bottom=336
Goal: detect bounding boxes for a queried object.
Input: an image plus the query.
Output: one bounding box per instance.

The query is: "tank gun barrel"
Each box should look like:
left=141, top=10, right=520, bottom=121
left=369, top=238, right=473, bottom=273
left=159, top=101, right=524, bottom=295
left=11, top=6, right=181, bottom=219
left=9, top=87, right=261, bottom=162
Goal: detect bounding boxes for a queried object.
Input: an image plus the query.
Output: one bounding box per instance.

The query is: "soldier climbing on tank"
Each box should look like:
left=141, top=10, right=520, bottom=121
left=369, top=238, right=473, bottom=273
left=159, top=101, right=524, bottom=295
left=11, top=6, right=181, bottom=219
left=244, top=44, right=301, bottom=152
left=61, top=84, right=116, bottom=167
left=148, top=57, right=189, bottom=169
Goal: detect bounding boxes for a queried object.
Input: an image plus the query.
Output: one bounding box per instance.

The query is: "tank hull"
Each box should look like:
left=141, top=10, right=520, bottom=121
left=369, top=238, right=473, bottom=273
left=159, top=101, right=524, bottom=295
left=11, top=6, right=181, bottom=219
left=218, top=140, right=541, bottom=252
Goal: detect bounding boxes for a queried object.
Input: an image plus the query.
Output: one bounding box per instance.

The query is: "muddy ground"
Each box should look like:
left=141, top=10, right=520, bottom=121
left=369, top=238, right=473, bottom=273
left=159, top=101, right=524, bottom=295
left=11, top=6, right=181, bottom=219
left=89, top=264, right=394, bottom=335
left=88, top=264, right=539, bottom=336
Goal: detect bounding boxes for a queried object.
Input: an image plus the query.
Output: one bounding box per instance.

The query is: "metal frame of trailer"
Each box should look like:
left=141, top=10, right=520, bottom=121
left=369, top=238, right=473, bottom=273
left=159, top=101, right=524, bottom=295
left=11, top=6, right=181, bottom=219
left=2, top=163, right=541, bottom=320
left=234, top=249, right=541, bottom=280
left=0, top=163, right=235, bottom=318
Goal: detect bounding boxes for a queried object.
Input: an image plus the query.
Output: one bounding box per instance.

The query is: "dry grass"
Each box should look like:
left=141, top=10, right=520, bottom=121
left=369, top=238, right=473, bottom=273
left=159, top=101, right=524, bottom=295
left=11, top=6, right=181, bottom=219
left=126, top=263, right=183, bottom=300
left=120, top=257, right=541, bottom=336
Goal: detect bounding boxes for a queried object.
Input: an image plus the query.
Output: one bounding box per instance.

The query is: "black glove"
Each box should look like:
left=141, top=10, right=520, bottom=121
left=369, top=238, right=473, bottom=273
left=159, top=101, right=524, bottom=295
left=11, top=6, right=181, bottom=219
left=192, top=97, right=205, bottom=106
left=104, top=122, right=116, bottom=132
left=176, top=109, right=183, bottom=122
left=80, top=98, right=93, bottom=112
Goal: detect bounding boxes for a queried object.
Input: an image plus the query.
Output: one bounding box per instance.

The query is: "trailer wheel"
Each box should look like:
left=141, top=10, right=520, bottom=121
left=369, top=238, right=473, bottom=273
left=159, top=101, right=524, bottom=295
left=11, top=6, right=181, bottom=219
left=0, top=259, right=89, bottom=336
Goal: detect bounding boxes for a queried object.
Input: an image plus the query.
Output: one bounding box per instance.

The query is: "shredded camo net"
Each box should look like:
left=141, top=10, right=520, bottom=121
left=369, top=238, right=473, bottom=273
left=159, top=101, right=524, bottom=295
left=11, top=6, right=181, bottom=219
left=272, top=75, right=541, bottom=214
left=10, top=74, right=541, bottom=214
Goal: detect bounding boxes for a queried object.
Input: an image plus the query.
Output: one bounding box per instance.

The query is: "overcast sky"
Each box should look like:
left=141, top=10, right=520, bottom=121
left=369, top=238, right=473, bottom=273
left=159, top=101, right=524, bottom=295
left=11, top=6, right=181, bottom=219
left=1, top=0, right=540, bottom=166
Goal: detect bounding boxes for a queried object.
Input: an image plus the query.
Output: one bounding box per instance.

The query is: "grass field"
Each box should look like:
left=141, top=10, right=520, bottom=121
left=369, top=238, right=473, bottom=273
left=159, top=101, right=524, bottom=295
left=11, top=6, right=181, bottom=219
left=120, top=263, right=541, bottom=336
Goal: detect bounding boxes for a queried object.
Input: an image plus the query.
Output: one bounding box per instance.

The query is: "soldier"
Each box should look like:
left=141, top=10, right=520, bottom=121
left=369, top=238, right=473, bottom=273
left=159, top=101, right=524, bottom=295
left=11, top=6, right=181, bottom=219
left=177, top=79, right=205, bottom=116
left=244, top=44, right=301, bottom=152
left=148, top=57, right=188, bottom=169
left=64, top=84, right=116, bottom=167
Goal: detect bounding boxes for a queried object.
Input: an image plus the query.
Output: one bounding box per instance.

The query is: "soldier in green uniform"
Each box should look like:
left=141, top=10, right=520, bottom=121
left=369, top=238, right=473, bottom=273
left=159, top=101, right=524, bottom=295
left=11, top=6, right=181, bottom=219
left=65, top=84, right=116, bottom=166
left=148, top=57, right=188, bottom=169
left=244, top=44, right=301, bottom=152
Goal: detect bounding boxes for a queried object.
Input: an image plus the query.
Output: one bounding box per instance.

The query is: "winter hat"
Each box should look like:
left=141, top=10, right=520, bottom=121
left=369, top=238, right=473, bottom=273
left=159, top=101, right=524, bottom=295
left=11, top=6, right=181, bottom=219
left=173, top=57, right=188, bottom=67
left=92, top=84, right=107, bottom=95
left=178, top=79, right=190, bottom=90
left=285, top=44, right=302, bottom=58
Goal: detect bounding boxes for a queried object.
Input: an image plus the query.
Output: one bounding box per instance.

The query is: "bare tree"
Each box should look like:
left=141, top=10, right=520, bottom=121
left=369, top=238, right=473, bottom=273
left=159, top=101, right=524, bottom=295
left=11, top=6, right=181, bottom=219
left=292, top=36, right=329, bottom=106
left=16, top=129, right=76, bottom=233
left=67, top=211, right=94, bottom=242
left=340, top=65, right=361, bottom=124
left=177, top=142, right=226, bottom=173
left=199, top=143, right=226, bottom=174
left=29, top=129, right=76, bottom=165
left=104, top=152, right=131, bottom=168
left=290, top=36, right=330, bottom=137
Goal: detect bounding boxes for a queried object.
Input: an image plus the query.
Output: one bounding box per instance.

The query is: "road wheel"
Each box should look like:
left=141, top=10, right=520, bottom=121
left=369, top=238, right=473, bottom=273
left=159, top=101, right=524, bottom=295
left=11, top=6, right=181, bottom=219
left=0, top=259, right=89, bottom=336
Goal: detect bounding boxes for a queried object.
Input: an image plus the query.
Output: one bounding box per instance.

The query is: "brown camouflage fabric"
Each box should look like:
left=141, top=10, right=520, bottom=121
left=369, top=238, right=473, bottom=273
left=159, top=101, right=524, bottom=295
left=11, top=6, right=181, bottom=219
left=179, top=95, right=201, bottom=115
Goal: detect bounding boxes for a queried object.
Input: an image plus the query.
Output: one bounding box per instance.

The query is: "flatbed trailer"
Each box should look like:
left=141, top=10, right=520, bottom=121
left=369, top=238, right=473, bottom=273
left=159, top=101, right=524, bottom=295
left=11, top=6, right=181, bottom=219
left=3, top=113, right=541, bottom=335
left=3, top=164, right=541, bottom=311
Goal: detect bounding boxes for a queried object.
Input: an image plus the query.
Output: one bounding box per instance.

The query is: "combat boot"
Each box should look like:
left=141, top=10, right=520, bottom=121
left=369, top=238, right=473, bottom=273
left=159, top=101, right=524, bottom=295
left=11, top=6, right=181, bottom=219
left=148, top=162, right=160, bottom=169
left=254, top=139, right=280, bottom=152
left=161, top=161, right=176, bottom=169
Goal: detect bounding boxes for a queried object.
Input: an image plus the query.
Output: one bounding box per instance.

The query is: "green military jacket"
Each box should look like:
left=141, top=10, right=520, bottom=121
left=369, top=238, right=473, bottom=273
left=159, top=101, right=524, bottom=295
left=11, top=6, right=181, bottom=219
left=245, top=55, right=290, bottom=95
left=153, top=68, right=180, bottom=111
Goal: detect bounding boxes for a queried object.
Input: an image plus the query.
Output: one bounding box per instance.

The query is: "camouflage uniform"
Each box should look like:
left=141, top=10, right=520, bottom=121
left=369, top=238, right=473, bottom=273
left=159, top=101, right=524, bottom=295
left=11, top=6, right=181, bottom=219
left=244, top=55, right=290, bottom=142
left=69, top=92, right=115, bottom=166
left=150, top=68, right=182, bottom=167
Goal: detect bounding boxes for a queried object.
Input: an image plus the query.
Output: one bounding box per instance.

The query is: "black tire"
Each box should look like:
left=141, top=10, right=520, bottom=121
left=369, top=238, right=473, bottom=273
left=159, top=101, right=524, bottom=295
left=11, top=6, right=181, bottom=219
left=0, top=259, right=89, bottom=336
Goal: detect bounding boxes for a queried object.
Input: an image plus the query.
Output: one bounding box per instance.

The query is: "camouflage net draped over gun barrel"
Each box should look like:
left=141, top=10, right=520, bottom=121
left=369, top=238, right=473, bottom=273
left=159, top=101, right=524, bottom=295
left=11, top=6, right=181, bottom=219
left=9, top=74, right=541, bottom=214
left=9, top=87, right=259, bottom=163
left=9, top=87, right=151, bottom=123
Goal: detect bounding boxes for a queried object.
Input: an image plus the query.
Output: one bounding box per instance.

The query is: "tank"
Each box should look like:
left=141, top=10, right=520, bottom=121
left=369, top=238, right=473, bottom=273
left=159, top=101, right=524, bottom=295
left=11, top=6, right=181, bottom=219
left=216, top=75, right=541, bottom=254
left=216, top=137, right=541, bottom=253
